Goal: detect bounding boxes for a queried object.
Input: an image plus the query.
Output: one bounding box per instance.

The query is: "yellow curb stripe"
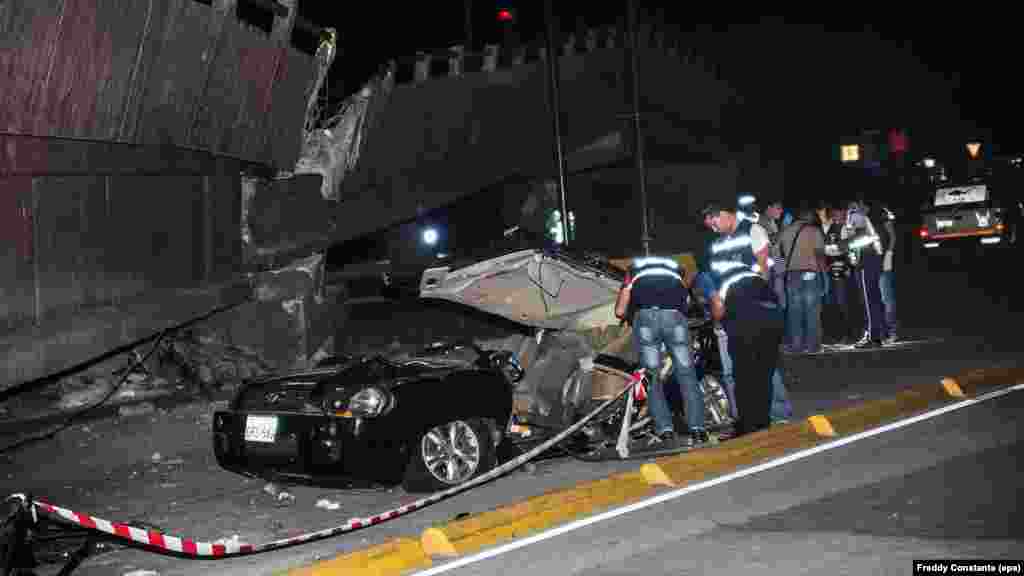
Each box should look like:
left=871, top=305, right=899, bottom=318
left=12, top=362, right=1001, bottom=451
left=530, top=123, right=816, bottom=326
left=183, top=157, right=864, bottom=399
left=807, top=415, right=837, bottom=437
left=642, top=420, right=825, bottom=486
left=420, top=471, right=651, bottom=557
left=823, top=383, right=947, bottom=436
left=285, top=538, right=430, bottom=576
left=942, top=377, right=966, bottom=398
left=643, top=368, right=1024, bottom=488
left=954, top=367, right=1024, bottom=395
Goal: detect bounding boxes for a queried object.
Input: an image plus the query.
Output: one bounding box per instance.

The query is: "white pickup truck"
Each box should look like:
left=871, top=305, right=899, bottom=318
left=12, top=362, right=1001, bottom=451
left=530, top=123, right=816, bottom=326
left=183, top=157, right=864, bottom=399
left=917, top=180, right=1021, bottom=252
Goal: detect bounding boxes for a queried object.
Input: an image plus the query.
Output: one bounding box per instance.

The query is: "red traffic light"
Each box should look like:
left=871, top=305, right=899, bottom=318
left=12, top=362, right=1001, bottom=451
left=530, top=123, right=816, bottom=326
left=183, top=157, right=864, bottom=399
left=497, top=8, right=514, bottom=22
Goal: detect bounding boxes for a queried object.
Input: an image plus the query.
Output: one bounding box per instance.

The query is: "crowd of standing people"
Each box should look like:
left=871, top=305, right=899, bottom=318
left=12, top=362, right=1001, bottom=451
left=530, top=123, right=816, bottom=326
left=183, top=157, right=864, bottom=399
left=614, top=193, right=900, bottom=448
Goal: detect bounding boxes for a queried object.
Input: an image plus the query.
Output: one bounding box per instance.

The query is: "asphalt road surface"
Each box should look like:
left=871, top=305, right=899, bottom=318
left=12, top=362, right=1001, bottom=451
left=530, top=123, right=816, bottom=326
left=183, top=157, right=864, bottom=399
left=414, top=385, right=1024, bottom=576
left=1, top=240, right=1021, bottom=576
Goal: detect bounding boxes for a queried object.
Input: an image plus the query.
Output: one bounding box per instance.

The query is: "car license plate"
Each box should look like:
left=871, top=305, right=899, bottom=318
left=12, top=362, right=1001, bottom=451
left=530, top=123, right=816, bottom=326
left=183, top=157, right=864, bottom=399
left=244, top=415, right=278, bottom=443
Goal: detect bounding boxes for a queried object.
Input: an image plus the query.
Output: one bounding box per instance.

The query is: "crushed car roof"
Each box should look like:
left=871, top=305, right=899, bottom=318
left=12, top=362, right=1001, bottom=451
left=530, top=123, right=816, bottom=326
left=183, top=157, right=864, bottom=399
left=419, top=238, right=626, bottom=331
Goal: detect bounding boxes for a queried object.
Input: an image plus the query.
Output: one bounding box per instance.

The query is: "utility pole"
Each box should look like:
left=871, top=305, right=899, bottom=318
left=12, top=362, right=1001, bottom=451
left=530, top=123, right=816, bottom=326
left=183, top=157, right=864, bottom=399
left=463, top=0, right=473, bottom=50
left=625, top=0, right=651, bottom=256
left=542, top=0, right=571, bottom=245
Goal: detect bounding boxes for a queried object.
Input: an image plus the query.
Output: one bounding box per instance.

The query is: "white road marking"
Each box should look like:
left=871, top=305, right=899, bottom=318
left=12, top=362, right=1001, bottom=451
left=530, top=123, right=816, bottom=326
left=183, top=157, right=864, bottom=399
left=411, top=382, right=1024, bottom=575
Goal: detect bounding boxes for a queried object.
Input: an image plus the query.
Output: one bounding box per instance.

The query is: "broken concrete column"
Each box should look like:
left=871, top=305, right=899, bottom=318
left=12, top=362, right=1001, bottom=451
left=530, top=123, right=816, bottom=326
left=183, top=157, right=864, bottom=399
left=248, top=252, right=334, bottom=370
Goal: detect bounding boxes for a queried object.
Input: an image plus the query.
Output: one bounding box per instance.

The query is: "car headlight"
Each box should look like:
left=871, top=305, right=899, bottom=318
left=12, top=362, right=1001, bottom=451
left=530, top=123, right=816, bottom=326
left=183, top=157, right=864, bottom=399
left=347, top=387, right=392, bottom=417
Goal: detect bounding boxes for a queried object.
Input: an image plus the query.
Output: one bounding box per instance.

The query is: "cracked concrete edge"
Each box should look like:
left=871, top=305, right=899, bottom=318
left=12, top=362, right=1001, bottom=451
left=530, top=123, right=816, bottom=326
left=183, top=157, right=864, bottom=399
left=282, top=365, right=1024, bottom=576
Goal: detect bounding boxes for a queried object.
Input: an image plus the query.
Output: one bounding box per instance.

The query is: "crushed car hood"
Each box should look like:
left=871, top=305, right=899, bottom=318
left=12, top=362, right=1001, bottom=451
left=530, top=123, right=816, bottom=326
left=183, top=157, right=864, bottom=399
left=419, top=245, right=625, bottom=330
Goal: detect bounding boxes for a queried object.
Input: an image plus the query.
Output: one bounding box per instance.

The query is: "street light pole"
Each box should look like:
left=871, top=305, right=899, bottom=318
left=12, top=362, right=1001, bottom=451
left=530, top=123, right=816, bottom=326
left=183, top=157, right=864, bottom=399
left=542, top=0, right=571, bottom=246
left=625, top=0, right=651, bottom=256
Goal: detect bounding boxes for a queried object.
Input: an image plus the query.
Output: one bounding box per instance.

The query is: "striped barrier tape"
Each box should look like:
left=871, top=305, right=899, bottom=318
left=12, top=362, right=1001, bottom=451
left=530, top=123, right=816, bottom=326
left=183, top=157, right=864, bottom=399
left=17, top=370, right=645, bottom=559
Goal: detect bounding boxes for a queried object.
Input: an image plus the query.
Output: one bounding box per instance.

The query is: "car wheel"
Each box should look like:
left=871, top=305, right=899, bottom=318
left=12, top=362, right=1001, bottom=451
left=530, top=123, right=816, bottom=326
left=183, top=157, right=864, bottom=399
left=402, top=418, right=496, bottom=493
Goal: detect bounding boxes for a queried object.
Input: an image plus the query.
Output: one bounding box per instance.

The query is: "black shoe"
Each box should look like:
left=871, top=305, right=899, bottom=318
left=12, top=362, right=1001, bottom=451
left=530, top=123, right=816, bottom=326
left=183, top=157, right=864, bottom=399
left=647, top=430, right=678, bottom=448
left=716, top=427, right=739, bottom=441
left=854, top=339, right=883, bottom=349
left=690, top=429, right=710, bottom=446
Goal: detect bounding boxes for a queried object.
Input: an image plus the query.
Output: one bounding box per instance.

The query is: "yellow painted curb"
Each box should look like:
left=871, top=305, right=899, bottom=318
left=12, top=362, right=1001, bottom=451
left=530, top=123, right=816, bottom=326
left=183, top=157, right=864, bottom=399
left=941, top=377, right=966, bottom=398
left=420, top=471, right=652, bottom=557
left=823, top=382, right=948, bottom=436
left=948, top=366, right=1024, bottom=395
left=641, top=419, right=825, bottom=486
left=285, top=537, right=431, bottom=576
left=642, top=367, right=1024, bottom=487
left=807, top=415, right=837, bottom=437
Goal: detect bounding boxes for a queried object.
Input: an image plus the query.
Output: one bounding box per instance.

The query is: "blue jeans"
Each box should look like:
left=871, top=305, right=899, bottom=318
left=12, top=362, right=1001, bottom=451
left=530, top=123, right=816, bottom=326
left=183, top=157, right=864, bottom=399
left=717, top=325, right=791, bottom=421
left=879, top=270, right=897, bottom=337
left=633, top=308, right=703, bottom=434
left=785, top=272, right=823, bottom=352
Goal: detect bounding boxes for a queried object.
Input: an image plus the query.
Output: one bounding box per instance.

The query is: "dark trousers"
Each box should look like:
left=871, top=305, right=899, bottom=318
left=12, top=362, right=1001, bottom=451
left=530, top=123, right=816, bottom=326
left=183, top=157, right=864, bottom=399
left=825, top=274, right=860, bottom=342
left=857, top=253, right=885, bottom=342
left=723, top=281, right=785, bottom=436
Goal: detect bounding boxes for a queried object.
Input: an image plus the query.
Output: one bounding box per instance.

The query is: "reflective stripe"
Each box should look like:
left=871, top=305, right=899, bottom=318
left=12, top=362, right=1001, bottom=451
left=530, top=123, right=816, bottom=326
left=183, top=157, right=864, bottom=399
left=848, top=234, right=879, bottom=250
left=720, top=272, right=760, bottom=302
left=629, top=268, right=683, bottom=285
left=633, top=257, right=678, bottom=269
left=710, top=260, right=749, bottom=274
left=711, top=235, right=752, bottom=253
left=711, top=260, right=760, bottom=275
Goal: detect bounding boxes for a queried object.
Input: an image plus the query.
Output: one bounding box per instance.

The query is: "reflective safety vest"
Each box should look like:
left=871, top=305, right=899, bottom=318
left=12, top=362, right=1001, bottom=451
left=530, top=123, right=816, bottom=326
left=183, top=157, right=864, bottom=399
left=707, top=219, right=761, bottom=303
left=626, top=256, right=687, bottom=317
left=846, top=216, right=883, bottom=256
left=628, top=256, right=684, bottom=287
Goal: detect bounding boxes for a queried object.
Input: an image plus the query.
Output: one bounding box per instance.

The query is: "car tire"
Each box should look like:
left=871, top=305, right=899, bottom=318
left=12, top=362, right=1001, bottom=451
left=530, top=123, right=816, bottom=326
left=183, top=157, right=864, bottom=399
left=402, top=417, right=497, bottom=493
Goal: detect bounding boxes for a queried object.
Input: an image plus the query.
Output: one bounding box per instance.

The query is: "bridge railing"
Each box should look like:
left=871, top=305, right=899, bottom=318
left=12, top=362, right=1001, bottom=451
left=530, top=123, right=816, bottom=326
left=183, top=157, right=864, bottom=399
left=379, top=20, right=695, bottom=89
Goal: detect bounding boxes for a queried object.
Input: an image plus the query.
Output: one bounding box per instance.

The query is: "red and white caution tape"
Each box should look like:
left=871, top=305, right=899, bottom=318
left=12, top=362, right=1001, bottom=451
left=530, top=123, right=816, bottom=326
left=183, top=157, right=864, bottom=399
left=23, top=369, right=644, bottom=559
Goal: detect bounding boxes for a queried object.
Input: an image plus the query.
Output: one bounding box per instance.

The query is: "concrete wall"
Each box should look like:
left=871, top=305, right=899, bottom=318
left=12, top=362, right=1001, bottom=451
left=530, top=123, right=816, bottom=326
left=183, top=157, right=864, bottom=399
left=0, top=134, right=248, bottom=335
left=0, top=0, right=317, bottom=169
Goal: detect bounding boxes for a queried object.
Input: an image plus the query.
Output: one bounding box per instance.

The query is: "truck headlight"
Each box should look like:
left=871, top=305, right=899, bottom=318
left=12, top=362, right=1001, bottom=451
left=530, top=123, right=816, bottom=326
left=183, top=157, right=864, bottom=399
left=348, top=387, right=392, bottom=417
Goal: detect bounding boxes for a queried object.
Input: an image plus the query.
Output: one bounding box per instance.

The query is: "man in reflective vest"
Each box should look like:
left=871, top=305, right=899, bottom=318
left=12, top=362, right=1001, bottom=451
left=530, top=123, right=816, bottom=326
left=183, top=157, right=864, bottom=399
left=700, top=202, right=785, bottom=437
left=843, top=200, right=886, bottom=348
left=615, top=255, right=707, bottom=448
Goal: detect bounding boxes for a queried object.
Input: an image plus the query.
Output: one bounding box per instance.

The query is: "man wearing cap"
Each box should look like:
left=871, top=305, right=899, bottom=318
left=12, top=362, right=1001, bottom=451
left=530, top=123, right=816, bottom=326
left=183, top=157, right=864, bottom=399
left=615, top=254, right=707, bottom=448
left=700, top=202, right=785, bottom=436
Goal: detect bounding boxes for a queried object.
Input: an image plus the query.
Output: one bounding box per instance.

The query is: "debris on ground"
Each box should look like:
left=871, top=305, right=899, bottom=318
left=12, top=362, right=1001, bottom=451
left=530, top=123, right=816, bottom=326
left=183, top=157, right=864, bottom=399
left=56, top=377, right=114, bottom=410
left=315, top=497, right=341, bottom=511
left=264, top=482, right=296, bottom=505
left=120, top=402, right=156, bottom=418
left=212, top=534, right=243, bottom=547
